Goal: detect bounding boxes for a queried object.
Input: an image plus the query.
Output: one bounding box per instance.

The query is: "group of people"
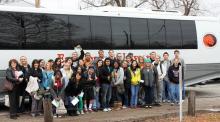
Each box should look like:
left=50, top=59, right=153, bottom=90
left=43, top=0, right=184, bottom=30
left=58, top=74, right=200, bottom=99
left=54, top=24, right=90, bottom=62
left=5, top=47, right=185, bottom=120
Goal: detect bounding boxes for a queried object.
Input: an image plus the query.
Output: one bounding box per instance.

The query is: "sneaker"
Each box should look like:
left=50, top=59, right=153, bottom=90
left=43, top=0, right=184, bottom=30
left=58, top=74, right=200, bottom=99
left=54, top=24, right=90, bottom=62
left=31, top=113, right=36, bottom=117
left=167, top=100, right=171, bottom=103
left=145, top=105, right=149, bottom=108
left=162, top=100, right=166, bottom=103
left=53, top=115, right=57, bottom=118
left=122, top=106, right=127, bottom=109
left=103, top=108, right=108, bottom=112
left=171, top=103, right=174, bottom=106
left=58, top=115, right=62, bottom=118
left=84, top=109, right=88, bottom=113
left=80, top=110, right=85, bottom=115
left=88, top=109, right=94, bottom=113
left=107, top=108, right=112, bottom=111
left=149, top=106, right=152, bottom=108
left=76, top=111, right=80, bottom=115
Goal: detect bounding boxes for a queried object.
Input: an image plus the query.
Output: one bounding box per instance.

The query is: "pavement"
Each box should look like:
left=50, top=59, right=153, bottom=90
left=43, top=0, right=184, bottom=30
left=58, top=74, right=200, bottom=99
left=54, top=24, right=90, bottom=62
left=0, top=83, right=220, bottom=122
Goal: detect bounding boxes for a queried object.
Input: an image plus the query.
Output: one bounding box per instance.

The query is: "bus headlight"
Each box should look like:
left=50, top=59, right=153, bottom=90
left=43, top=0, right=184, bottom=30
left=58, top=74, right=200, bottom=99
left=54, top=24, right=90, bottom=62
left=203, top=34, right=217, bottom=47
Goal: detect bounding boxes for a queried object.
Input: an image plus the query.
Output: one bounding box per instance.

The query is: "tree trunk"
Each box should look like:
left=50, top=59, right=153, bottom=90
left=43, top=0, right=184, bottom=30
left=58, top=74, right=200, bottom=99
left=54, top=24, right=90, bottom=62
left=35, top=0, right=40, bottom=8
left=184, top=7, right=190, bottom=16
left=115, top=0, right=121, bottom=7
left=122, top=0, right=126, bottom=7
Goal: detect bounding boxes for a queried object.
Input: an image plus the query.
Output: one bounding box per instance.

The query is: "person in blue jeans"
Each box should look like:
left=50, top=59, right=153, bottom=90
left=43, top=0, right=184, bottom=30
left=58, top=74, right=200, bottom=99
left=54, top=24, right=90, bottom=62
left=162, top=52, right=172, bottom=102
left=129, top=60, right=141, bottom=108
left=99, top=58, right=113, bottom=112
left=168, top=58, right=181, bottom=105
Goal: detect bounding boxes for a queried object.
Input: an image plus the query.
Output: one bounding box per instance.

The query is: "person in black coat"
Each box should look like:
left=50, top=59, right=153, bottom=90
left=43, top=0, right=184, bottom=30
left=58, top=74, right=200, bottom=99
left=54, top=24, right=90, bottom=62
left=100, top=58, right=113, bottom=112
left=65, top=73, right=83, bottom=116
left=6, top=59, right=24, bottom=119
left=19, top=56, right=31, bottom=113
left=29, top=59, right=43, bottom=117
left=82, top=66, right=96, bottom=113
left=121, top=60, right=131, bottom=108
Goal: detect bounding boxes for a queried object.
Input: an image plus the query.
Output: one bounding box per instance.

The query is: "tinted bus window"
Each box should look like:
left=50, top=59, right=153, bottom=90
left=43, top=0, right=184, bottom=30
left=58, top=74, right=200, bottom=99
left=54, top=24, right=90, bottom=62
left=181, top=20, right=197, bottom=49
left=130, top=18, right=149, bottom=49
left=148, top=19, right=166, bottom=49
left=0, top=12, right=22, bottom=49
left=165, top=20, right=182, bottom=49
left=69, top=15, right=92, bottom=49
left=111, top=17, right=130, bottom=49
left=90, top=16, right=111, bottom=49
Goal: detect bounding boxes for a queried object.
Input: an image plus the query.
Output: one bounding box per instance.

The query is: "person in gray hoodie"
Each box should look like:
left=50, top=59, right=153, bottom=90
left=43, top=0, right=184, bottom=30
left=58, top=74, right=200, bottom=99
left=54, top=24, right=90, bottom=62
left=112, top=61, right=124, bottom=110
left=141, top=58, right=158, bottom=108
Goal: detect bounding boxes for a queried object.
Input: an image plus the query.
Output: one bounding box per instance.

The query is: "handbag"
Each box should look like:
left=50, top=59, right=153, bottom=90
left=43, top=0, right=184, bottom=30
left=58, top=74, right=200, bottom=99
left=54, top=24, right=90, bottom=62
left=56, top=99, right=67, bottom=115
left=3, top=79, right=14, bottom=91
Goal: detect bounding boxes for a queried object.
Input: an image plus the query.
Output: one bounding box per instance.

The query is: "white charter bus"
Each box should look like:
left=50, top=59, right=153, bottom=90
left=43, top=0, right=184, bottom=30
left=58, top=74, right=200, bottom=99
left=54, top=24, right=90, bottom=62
left=0, top=6, right=220, bottom=102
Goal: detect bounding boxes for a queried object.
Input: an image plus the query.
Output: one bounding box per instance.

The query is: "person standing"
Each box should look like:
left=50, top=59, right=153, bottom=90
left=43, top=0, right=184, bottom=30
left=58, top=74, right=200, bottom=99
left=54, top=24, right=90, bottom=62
left=141, top=58, right=158, bottom=108
left=82, top=66, right=96, bottom=113
left=168, top=59, right=181, bottom=105
left=172, top=50, right=186, bottom=100
left=19, top=56, right=31, bottom=113
left=65, top=73, right=84, bottom=116
left=108, top=50, right=116, bottom=67
left=29, top=59, right=43, bottom=117
left=52, top=58, right=62, bottom=71
left=152, top=55, right=166, bottom=106
left=100, top=58, right=113, bottom=112
left=112, top=61, right=124, bottom=110
left=6, top=59, right=24, bottom=119
left=121, top=60, right=131, bottom=108
left=162, top=52, right=172, bottom=102
left=129, top=60, right=141, bottom=108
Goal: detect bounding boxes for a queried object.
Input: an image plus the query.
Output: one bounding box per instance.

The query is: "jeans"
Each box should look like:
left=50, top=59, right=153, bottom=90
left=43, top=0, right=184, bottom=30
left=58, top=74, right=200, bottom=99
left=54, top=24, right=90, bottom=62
left=162, top=80, right=171, bottom=101
left=101, top=84, right=112, bottom=109
left=130, top=84, right=139, bottom=107
left=122, top=86, right=130, bottom=107
left=93, top=87, right=100, bottom=109
left=144, top=86, right=154, bottom=105
left=169, top=82, right=179, bottom=103
left=154, top=80, right=163, bottom=103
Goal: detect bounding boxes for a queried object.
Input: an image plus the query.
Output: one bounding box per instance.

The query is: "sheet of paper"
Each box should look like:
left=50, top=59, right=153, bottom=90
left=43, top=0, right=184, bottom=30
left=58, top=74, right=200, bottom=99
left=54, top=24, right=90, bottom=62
left=52, top=99, right=60, bottom=108
left=78, top=92, right=84, bottom=97
left=71, top=97, right=79, bottom=106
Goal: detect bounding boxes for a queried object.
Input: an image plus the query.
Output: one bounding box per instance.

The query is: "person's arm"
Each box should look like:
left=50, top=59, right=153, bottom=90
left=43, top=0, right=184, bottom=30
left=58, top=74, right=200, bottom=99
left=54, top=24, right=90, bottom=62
left=161, top=65, right=167, bottom=79
left=137, top=69, right=141, bottom=82
left=6, top=68, right=18, bottom=83
left=141, top=69, right=144, bottom=80
left=153, top=67, right=159, bottom=85
left=78, top=50, right=85, bottom=60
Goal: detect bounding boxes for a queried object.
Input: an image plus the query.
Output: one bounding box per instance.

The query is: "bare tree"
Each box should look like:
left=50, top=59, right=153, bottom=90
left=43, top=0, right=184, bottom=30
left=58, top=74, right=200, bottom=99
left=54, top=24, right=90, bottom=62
left=82, top=0, right=127, bottom=7
left=172, top=0, right=200, bottom=16
left=147, top=0, right=169, bottom=10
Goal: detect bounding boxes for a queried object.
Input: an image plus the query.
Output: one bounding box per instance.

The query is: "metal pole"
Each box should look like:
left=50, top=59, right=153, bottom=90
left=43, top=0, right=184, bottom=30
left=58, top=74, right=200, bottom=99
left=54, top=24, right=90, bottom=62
left=179, top=65, right=183, bottom=122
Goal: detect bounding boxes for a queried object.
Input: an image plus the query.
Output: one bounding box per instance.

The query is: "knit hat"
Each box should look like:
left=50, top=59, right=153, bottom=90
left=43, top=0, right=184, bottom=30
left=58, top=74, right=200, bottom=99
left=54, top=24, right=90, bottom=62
left=144, top=58, right=151, bottom=63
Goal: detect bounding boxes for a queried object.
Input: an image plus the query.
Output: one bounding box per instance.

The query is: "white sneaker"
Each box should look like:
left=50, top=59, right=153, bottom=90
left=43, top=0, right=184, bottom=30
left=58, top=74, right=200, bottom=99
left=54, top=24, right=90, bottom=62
left=103, top=108, right=108, bottom=112
left=107, top=108, right=112, bottom=111
left=76, top=111, right=80, bottom=115
left=171, top=103, right=174, bottom=106
left=122, top=106, right=127, bottom=109
left=80, top=110, right=85, bottom=115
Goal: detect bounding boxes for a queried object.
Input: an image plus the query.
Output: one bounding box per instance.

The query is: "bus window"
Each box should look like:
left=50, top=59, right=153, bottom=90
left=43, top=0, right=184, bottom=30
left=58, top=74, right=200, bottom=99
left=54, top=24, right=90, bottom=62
left=90, top=16, right=112, bottom=49
left=130, top=18, right=149, bottom=49
left=25, top=14, right=69, bottom=49
left=0, top=12, right=22, bottom=49
left=111, top=17, right=130, bottom=49
left=181, top=20, right=198, bottom=49
left=165, top=20, right=182, bottom=49
left=69, top=15, right=92, bottom=49
left=148, top=19, right=166, bottom=49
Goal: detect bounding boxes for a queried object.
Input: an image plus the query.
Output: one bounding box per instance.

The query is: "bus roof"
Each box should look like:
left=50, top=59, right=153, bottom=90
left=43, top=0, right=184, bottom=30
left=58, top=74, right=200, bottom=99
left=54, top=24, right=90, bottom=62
left=0, top=5, right=218, bottom=22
